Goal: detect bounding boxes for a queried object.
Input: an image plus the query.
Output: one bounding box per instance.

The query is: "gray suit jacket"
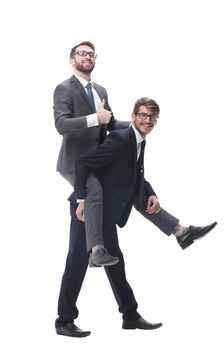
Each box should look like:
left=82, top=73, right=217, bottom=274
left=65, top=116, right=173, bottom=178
left=53, top=75, right=129, bottom=174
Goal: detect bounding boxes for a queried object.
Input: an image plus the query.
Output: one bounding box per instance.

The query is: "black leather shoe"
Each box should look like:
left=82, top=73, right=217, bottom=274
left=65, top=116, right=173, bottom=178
left=177, top=221, right=217, bottom=249
left=122, top=317, right=163, bottom=330
left=56, top=322, right=91, bottom=337
left=89, top=248, right=119, bottom=267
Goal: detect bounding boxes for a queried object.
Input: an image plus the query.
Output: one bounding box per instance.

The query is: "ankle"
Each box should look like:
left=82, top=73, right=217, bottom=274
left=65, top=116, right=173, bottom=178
left=172, top=224, right=188, bottom=237
left=92, top=245, right=104, bottom=254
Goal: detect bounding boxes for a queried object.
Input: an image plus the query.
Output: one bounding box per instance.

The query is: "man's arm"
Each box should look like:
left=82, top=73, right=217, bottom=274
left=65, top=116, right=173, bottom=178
left=143, top=180, right=160, bottom=214
left=54, top=84, right=90, bottom=135
left=108, top=117, right=130, bottom=131
left=54, top=85, right=114, bottom=135
left=74, top=132, right=126, bottom=199
left=144, top=180, right=156, bottom=197
left=94, top=85, right=130, bottom=131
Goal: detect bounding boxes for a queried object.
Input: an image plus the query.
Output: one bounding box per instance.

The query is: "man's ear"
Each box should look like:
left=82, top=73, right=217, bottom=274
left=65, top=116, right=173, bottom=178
left=69, top=57, right=75, bottom=67
left=131, top=113, right=136, bottom=122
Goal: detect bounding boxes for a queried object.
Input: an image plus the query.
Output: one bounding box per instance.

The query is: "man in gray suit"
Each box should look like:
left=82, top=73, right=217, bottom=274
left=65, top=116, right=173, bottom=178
left=53, top=41, right=215, bottom=337
left=54, top=41, right=126, bottom=265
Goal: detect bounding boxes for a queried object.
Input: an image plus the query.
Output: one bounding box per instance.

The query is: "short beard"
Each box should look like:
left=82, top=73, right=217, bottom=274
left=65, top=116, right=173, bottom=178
left=75, top=62, right=95, bottom=74
left=132, top=121, right=147, bottom=137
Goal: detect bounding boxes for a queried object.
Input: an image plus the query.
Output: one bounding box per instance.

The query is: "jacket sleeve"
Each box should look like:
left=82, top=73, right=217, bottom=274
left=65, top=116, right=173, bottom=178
left=74, top=132, right=126, bottom=199
left=108, top=116, right=130, bottom=131
left=144, top=179, right=157, bottom=197
left=53, top=84, right=88, bottom=135
left=134, top=177, right=157, bottom=211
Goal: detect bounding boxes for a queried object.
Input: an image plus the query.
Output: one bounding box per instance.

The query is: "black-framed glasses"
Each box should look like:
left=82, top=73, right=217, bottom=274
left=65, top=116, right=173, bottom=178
left=74, top=50, right=97, bottom=58
left=136, top=112, right=159, bottom=122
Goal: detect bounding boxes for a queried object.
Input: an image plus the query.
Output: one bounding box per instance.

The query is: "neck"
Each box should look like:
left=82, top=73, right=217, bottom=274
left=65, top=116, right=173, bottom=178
left=138, top=131, right=146, bottom=138
left=74, top=68, right=91, bottom=82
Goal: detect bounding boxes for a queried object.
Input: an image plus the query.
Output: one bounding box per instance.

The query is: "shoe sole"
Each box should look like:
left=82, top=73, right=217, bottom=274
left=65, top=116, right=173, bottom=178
left=122, top=324, right=163, bottom=330
left=89, top=259, right=119, bottom=268
left=56, top=330, right=91, bottom=337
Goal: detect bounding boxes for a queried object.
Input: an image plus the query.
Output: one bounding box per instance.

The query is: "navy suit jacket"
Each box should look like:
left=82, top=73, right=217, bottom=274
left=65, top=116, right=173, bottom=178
left=72, top=126, right=156, bottom=227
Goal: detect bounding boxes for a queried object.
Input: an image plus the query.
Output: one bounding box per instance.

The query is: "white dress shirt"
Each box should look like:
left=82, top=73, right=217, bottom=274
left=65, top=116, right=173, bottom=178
left=74, top=74, right=101, bottom=127
left=131, top=123, right=144, bottom=160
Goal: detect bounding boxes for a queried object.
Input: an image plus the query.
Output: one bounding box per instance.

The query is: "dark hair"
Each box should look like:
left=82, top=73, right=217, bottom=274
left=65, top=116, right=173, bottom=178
left=70, top=41, right=95, bottom=58
left=133, top=97, right=160, bottom=115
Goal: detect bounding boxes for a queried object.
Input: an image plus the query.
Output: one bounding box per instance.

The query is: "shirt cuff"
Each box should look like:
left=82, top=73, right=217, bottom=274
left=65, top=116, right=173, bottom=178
left=87, top=113, right=99, bottom=127
left=76, top=199, right=85, bottom=203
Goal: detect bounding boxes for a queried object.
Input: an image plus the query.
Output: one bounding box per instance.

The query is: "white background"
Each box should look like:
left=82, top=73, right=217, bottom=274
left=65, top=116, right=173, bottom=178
left=0, top=0, right=223, bottom=349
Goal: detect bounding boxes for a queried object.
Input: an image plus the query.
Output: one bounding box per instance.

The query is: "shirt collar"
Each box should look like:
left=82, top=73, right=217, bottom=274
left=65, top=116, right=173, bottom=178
left=74, top=73, right=92, bottom=88
left=131, top=123, right=144, bottom=144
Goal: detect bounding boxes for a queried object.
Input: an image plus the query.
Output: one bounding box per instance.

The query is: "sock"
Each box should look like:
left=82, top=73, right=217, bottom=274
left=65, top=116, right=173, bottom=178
left=172, top=224, right=189, bottom=237
left=92, top=245, right=104, bottom=254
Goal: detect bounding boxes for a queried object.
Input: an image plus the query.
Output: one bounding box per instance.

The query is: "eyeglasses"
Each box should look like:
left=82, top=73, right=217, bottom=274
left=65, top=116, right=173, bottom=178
left=74, top=50, right=97, bottom=58
left=136, top=112, right=159, bottom=122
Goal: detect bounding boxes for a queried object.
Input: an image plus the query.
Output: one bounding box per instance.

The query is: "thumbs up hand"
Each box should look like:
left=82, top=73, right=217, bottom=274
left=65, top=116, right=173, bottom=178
left=97, top=99, right=112, bottom=124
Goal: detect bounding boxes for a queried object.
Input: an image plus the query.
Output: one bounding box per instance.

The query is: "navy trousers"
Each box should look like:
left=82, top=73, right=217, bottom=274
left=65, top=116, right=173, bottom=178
left=56, top=200, right=140, bottom=327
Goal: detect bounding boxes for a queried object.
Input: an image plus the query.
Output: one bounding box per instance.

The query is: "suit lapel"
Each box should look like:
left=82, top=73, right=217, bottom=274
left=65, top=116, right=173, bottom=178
left=93, top=83, right=110, bottom=143
left=128, top=127, right=138, bottom=179
left=128, top=127, right=146, bottom=209
left=70, top=75, right=95, bottom=112
left=92, top=83, right=103, bottom=101
left=129, top=127, right=138, bottom=161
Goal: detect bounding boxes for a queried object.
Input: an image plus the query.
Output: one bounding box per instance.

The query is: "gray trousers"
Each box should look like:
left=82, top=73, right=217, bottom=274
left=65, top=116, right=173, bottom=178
left=61, top=172, right=104, bottom=252
left=61, top=172, right=179, bottom=252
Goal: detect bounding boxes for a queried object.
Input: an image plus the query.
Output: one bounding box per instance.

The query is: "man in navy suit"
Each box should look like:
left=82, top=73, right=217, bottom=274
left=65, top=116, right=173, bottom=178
left=74, top=98, right=161, bottom=229
left=72, top=97, right=216, bottom=328
left=74, top=97, right=216, bottom=255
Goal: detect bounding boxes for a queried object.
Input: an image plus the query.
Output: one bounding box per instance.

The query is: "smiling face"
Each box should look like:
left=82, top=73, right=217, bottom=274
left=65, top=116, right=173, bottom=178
left=132, top=105, right=158, bottom=137
left=69, top=44, right=96, bottom=75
